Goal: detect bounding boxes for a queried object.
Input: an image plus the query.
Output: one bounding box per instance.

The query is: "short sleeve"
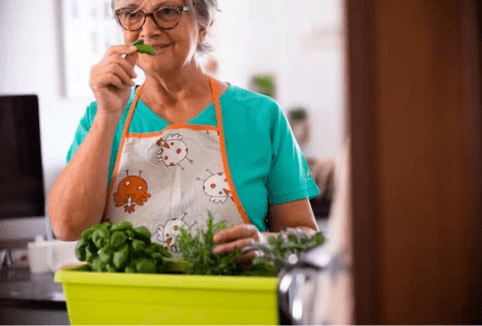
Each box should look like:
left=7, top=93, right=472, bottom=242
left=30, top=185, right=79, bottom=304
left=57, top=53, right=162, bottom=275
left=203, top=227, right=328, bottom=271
left=66, top=102, right=98, bottom=162
left=266, top=106, right=320, bottom=204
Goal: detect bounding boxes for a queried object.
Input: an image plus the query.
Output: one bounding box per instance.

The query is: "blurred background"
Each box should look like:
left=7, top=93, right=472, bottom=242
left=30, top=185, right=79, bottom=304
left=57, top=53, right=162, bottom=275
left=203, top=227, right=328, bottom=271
left=0, top=0, right=344, bottom=242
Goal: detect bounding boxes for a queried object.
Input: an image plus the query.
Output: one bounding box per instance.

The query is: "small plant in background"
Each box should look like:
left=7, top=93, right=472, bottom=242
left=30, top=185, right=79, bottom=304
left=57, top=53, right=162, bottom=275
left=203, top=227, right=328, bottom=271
left=288, top=107, right=311, bottom=147
left=250, top=74, right=276, bottom=98
left=289, top=107, right=307, bottom=121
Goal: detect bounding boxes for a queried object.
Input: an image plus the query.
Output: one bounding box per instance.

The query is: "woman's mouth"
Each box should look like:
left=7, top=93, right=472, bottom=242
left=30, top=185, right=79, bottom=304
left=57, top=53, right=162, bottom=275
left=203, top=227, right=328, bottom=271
left=152, top=44, right=172, bottom=51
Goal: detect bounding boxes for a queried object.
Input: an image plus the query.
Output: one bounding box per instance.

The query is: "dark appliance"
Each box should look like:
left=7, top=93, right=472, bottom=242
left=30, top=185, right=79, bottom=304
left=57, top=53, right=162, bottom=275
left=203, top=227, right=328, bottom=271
left=0, top=95, right=45, bottom=219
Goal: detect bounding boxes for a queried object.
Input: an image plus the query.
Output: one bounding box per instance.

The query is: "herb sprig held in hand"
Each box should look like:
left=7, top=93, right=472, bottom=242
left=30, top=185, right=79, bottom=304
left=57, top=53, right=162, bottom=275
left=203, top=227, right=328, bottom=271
left=133, top=39, right=156, bottom=55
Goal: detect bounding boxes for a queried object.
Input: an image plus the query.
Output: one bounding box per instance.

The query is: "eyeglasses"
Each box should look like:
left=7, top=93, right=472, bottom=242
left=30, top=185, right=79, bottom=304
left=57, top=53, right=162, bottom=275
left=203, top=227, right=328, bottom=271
left=114, top=5, right=190, bottom=31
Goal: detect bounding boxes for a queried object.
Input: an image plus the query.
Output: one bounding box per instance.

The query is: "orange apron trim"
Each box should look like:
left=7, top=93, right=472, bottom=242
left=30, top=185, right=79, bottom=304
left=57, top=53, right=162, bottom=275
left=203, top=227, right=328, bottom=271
left=104, top=85, right=144, bottom=216
left=128, top=124, right=218, bottom=138
left=210, top=78, right=250, bottom=224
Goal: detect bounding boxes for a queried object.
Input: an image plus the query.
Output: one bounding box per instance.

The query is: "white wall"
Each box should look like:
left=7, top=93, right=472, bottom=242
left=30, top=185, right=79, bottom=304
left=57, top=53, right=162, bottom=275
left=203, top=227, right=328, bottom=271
left=0, top=0, right=88, bottom=239
left=0, top=0, right=344, bottom=239
left=0, top=0, right=89, bottom=193
left=214, top=0, right=345, bottom=158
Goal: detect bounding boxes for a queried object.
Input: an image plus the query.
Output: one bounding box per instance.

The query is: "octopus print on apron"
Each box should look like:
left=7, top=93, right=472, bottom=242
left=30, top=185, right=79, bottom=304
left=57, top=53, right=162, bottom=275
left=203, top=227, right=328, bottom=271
left=103, top=77, right=249, bottom=250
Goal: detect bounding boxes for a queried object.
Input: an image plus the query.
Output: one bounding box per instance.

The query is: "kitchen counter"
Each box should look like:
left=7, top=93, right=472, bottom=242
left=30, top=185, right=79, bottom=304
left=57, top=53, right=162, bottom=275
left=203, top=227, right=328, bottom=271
left=0, top=267, right=69, bottom=325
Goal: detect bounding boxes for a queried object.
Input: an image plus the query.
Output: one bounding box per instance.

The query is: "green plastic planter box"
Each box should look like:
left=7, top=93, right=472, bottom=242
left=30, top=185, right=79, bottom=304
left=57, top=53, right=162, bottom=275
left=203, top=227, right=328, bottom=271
left=54, top=262, right=279, bottom=325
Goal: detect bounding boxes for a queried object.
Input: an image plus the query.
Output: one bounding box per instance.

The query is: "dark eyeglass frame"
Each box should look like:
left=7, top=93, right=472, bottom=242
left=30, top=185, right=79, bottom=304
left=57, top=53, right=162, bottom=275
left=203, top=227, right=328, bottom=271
left=114, top=5, right=190, bottom=31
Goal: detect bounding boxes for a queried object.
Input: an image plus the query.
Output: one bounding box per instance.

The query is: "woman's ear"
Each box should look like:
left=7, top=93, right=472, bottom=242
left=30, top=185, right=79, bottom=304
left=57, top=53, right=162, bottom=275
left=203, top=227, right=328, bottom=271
left=198, top=27, right=207, bottom=48
left=199, top=20, right=214, bottom=37
left=199, top=27, right=207, bottom=38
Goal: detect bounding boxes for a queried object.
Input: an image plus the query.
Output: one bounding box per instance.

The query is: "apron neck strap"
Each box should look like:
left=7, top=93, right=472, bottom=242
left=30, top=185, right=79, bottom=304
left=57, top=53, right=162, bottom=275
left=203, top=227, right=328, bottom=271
left=125, top=77, right=222, bottom=132
left=209, top=77, right=224, bottom=131
left=122, top=85, right=144, bottom=138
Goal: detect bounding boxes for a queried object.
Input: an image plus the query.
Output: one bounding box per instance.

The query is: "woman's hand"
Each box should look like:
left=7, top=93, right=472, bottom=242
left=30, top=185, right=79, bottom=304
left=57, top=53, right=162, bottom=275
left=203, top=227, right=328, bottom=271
left=213, top=224, right=266, bottom=264
left=89, top=44, right=139, bottom=117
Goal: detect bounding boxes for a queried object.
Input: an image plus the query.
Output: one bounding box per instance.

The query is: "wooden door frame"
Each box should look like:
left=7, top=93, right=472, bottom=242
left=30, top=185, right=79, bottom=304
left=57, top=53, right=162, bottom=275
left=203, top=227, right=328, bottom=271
left=460, top=1, right=482, bottom=323
left=345, top=0, right=481, bottom=323
left=345, top=0, right=381, bottom=324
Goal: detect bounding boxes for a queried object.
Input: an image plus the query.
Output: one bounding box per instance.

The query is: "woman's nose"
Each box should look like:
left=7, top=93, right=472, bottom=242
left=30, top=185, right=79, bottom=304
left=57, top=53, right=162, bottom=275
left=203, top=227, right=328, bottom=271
left=140, top=14, right=162, bottom=37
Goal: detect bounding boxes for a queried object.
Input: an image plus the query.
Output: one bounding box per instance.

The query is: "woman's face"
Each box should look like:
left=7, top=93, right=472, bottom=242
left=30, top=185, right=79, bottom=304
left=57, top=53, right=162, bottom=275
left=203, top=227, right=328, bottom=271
left=116, top=0, right=202, bottom=75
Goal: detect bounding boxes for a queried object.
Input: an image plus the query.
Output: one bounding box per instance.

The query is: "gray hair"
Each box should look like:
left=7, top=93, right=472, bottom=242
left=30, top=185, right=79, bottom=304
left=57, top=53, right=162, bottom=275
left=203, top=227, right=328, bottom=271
left=111, top=0, right=219, bottom=54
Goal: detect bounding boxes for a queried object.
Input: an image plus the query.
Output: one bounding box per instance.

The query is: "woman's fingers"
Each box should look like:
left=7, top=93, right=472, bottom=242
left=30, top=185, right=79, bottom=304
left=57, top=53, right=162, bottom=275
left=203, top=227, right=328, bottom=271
left=212, top=237, right=256, bottom=255
left=108, top=57, right=137, bottom=79
left=213, top=224, right=260, bottom=244
left=91, top=71, right=131, bottom=93
left=237, top=249, right=262, bottom=260
left=89, top=44, right=139, bottom=114
left=90, top=58, right=137, bottom=92
left=125, top=51, right=139, bottom=67
left=106, top=73, right=129, bottom=90
left=91, top=45, right=137, bottom=85
left=105, top=44, right=138, bottom=58
left=107, top=63, right=135, bottom=86
left=212, top=224, right=266, bottom=258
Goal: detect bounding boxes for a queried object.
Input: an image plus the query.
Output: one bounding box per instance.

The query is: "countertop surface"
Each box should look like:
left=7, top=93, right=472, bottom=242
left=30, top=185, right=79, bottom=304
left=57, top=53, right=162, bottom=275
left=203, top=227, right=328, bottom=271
left=0, top=267, right=66, bottom=308
left=0, top=267, right=69, bottom=325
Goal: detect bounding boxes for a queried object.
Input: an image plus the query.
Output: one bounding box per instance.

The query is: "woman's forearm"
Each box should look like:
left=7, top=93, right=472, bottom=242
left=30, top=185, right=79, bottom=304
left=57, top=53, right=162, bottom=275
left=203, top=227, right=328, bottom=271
left=47, top=111, right=121, bottom=240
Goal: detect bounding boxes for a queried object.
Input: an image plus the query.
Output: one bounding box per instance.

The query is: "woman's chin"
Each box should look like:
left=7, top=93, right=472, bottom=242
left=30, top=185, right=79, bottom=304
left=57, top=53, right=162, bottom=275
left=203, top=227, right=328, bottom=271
left=139, top=61, right=176, bottom=75
left=139, top=59, right=198, bottom=79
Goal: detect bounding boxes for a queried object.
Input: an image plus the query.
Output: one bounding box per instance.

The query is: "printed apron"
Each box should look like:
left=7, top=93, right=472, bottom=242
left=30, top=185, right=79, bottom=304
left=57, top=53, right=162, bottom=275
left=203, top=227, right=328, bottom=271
left=104, top=77, right=249, bottom=249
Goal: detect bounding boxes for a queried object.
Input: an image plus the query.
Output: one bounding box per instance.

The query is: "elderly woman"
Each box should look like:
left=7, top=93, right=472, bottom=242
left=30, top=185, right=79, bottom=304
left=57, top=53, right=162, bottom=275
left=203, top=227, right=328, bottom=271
left=47, top=0, right=320, bottom=261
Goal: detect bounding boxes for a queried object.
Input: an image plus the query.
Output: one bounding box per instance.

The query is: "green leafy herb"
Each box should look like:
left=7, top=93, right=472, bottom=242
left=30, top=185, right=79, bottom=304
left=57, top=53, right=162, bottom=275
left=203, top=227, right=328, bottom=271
left=75, top=220, right=171, bottom=273
left=175, top=213, right=325, bottom=276
left=133, top=39, right=156, bottom=55
left=74, top=213, right=325, bottom=277
left=253, top=228, right=325, bottom=273
left=175, top=212, right=245, bottom=275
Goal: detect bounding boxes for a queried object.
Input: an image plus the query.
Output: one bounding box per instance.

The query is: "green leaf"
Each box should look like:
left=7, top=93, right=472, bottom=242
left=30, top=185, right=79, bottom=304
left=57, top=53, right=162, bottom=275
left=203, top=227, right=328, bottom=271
left=110, top=231, right=128, bottom=249
left=133, top=39, right=156, bottom=55
left=253, top=231, right=326, bottom=273
left=133, top=226, right=151, bottom=243
left=132, top=239, right=147, bottom=253
left=113, top=244, right=130, bottom=270
left=75, top=241, right=88, bottom=262
left=99, top=251, right=112, bottom=264
left=81, top=228, right=94, bottom=242
left=105, top=263, right=117, bottom=273
left=136, top=259, right=157, bottom=274
left=92, top=228, right=110, bottom=249
left=110, top=220, right=133, bottom=232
